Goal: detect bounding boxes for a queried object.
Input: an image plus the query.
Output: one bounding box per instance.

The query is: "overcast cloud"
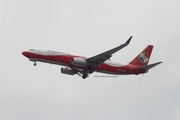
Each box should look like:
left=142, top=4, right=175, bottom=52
left=0, top=0, right=180, bottom=120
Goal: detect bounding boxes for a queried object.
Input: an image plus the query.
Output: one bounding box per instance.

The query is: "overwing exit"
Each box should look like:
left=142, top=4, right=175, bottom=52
left=22, top=36, right=162, bottom=79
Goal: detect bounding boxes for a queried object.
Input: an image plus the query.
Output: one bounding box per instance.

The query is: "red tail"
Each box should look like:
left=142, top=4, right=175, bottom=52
left=129, top=45, right=153, bottom=66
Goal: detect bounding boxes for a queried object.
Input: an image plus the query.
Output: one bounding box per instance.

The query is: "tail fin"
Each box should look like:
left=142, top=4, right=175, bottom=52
left=129, top=45, right=153, bottom=66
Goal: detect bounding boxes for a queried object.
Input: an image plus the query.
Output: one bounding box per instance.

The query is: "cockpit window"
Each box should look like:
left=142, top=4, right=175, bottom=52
left=29, top=49, right=35, bottom=51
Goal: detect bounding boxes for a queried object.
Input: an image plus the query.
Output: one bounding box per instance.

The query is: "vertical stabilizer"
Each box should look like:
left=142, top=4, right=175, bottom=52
left=129, top=45, right=153, bottom=66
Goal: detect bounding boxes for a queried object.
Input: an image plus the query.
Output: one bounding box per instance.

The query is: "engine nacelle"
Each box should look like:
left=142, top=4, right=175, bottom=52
left=61, top=67, right=76, bottom=75
left=72, top=57, right=87, bottom=66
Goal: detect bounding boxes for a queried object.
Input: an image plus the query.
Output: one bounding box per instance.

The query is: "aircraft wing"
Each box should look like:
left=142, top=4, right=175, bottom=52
left=87, top=36, right=132, bottom=65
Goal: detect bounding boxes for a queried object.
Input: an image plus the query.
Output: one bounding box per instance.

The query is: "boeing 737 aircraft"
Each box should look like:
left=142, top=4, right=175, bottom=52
left=22, top=36, right=162, bottom=79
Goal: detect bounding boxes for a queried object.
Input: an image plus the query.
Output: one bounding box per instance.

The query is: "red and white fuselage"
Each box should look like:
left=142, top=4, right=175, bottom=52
left=22, top=37, right=162, bottom=79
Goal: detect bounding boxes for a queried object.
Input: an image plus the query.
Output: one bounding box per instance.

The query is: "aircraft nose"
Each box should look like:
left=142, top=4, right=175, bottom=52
left=22, top=51, right=25, bottom=56
left=22, top=51, right=28, bottom=57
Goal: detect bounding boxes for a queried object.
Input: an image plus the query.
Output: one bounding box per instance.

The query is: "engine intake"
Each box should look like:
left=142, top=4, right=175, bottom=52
left=72, top=57, right=87, bottom=66
left=61, top=67, right=76, bottom=75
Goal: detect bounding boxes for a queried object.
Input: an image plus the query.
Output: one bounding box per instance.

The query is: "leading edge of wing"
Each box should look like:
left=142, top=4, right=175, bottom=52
left=87, top=36, right=132, bottom=63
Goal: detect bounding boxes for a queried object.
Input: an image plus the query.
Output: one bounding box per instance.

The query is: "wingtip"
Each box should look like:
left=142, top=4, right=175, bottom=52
left=126, top=36, right=132, bottom=44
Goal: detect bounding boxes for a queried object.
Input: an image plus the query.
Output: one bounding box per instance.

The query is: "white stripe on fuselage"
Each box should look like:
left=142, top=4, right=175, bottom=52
left=28, top=49, right=70, bottom=56
left=104, top=60, right=127, bottom=67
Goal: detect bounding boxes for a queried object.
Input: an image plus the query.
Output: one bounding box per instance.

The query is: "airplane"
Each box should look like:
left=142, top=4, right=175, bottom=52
left=22, top=36, right=162, bottom=79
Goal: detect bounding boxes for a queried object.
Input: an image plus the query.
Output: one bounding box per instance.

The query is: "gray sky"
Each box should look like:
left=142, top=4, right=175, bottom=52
left=0, top=0, right=180, bottom=120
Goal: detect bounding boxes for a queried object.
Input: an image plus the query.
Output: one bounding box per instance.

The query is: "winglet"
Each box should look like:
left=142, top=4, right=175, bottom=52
left=126, top=36, right=132, bottom=44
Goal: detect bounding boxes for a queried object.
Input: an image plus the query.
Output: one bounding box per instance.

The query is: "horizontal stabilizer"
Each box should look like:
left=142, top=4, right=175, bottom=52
left=140, top=62, right=162, bottom=71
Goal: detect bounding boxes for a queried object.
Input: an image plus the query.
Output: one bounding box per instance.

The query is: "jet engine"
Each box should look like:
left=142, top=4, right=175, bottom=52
left=72, top=57, right=87, bottom=66
left=61, top=67, right=76, bottom=75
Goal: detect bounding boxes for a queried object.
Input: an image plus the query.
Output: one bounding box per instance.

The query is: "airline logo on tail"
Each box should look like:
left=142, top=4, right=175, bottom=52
left=139, top=52, right=149, bottom=63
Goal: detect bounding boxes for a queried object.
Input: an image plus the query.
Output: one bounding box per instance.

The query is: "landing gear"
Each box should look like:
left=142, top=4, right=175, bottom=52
left=82, top=73, right=88, bottom=79
left=88, top=65, right=94, bottom=74
left=34, top=62, right=37, bottom=66
left=89, top=69, right=94, bottom=74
